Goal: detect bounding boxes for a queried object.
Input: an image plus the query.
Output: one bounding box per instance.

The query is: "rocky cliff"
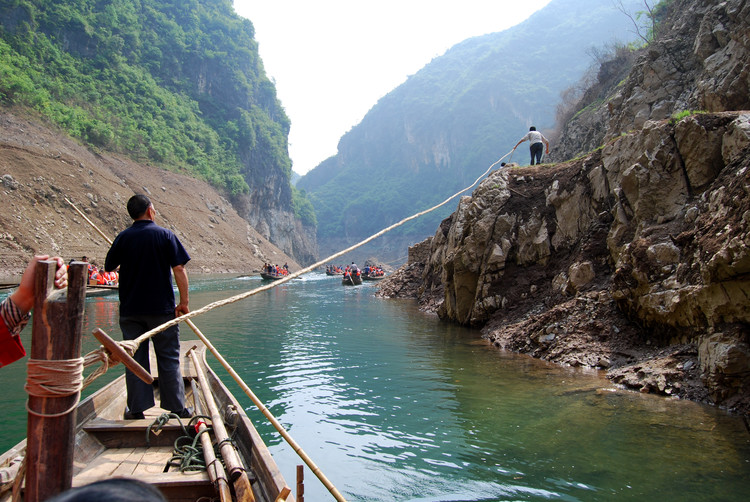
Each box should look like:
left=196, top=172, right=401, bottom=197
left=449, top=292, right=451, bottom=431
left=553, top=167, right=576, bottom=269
left=378, top=0, right=750, bottom=414
left=553, top=0, right=750, bottom=162
left=380, top=112, right=750, bottom=413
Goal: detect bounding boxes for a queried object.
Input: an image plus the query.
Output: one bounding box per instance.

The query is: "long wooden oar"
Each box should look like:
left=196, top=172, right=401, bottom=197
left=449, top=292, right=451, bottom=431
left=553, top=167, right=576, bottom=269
left=185, top=319, right=347, bottom=502
left=65, top=197, right=114, bottom=246
left=188, top=347, right=256, bottom=502
left=189, top=379, right=232, bottom=502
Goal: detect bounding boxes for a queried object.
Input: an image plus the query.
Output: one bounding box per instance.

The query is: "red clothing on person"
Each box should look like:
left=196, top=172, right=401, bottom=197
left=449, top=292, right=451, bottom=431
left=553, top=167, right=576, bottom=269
left=0, top=314, right=26, bottom=368
left=0, top=296, right=31, bottom=368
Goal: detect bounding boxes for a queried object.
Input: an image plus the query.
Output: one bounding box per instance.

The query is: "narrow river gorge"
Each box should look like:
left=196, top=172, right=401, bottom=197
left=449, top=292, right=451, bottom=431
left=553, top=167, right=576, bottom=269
left=2, top=274, right=748, bottom=501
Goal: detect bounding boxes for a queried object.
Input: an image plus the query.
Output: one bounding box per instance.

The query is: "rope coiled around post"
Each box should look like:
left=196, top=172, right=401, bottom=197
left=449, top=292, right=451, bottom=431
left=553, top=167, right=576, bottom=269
left=25, top=358, right=84, bottom=418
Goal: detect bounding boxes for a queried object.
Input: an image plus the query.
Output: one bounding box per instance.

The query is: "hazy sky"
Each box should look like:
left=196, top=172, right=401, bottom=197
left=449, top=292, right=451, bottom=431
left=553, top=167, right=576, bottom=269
left=233, top=1, right=553, bottom=175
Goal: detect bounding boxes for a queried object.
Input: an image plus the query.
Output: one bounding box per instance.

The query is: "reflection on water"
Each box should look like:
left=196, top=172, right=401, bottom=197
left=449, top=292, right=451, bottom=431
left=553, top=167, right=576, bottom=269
left=2, top=275, right=749, bottom=501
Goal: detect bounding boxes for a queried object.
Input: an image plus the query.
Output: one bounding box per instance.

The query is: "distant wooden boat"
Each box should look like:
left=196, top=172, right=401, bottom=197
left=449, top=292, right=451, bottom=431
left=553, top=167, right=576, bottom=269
left=325, top=269, right=343, bottom=276
left=342, top=272, right=362, bottom=286
left=0, top=341, right=290, bottom=502
left=260, top=272, right=288, bottom=281
left=86, top=284, right=119, bottom=297
left=361, top=272, right=385, bottom=281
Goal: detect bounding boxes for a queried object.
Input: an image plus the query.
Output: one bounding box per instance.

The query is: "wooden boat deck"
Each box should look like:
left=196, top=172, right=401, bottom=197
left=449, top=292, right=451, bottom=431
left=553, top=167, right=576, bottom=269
left=1, top=340, right=290, bottom=502
left=69, top=389, right=217, bottom=501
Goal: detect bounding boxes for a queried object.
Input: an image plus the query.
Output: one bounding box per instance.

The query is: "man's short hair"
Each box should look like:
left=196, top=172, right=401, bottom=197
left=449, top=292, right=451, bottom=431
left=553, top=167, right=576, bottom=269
left=529, top=126, right=537, bottom=131
left=127, top=194, right=151, bottom=219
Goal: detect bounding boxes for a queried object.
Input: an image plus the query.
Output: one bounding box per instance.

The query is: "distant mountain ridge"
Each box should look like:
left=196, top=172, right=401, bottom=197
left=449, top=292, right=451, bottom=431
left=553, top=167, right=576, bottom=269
left=298, top=0, right=643, bottom=263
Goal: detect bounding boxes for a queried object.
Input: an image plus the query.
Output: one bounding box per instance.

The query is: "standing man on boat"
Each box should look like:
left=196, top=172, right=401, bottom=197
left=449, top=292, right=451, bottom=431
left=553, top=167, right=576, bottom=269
left=105, top=194, right=192, bottom=420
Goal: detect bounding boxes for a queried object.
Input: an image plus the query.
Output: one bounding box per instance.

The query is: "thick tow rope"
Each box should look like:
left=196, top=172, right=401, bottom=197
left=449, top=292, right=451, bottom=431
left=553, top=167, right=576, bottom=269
left=130, top=150, right=512, bottom=343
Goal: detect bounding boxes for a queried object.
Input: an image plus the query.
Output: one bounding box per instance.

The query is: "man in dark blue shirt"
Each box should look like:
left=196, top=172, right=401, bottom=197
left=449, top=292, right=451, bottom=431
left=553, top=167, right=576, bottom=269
left=105, top=194, right=191, bottom=419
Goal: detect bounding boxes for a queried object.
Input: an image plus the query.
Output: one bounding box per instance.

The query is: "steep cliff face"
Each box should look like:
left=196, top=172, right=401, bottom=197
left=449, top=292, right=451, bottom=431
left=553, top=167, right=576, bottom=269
left=379, top=0, right=750, bottom=413
left=291, top=219, right=319, bottom=267
left=553, top=0, right=750, bottom=161
left=380, top=113, right=750, bottom=412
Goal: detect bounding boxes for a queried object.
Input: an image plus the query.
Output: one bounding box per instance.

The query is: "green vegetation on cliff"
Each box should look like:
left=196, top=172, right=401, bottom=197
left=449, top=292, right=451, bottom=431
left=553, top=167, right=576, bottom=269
left=292, top=185, right=317, bottom=227
left=0, top=0, right=291, bottom=198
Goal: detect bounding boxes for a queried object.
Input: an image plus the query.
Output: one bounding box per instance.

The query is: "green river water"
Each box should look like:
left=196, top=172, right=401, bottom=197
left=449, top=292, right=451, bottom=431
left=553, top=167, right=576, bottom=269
left=1, top=273, right=748, bottom=501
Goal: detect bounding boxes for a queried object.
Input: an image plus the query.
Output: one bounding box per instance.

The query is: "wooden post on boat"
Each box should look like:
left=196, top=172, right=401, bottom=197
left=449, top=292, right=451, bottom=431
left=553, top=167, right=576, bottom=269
left=297, top=465, right=304, bottom=502
left=24, top=261, right=87, bottom=502
left=188, top=348, right=256, bottom=502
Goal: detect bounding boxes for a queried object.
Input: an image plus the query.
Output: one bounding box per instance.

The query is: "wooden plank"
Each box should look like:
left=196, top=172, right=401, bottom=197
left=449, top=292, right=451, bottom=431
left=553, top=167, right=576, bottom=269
left=181, top=347, right=198, bottom=379
left=83, top=419, right=187, bottom=448
left=74, top=447, right=136, bottom=480
left=111, top=447, right=150, bottom=477
left=133, top=447, right=173, bottom=476
left=73, top=447, right=212, bottom=494
left=74, top=471, right=213, bottom=491
left=75, top=375, right=128, bottom=424
left=72, top=430, right=106, bottom=476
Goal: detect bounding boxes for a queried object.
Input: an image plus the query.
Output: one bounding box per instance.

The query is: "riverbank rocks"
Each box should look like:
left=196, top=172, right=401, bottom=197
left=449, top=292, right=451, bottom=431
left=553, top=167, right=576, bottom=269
left=378, top=112, right=750, bottom=414
left=699, top=331, right=750, bottom=408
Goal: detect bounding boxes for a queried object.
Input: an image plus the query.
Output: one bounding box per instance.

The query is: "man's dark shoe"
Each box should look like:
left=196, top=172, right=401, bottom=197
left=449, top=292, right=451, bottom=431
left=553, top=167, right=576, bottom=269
left=175, top=407, right=193, bottom=419
left=123, top=407, right=145, bottom=420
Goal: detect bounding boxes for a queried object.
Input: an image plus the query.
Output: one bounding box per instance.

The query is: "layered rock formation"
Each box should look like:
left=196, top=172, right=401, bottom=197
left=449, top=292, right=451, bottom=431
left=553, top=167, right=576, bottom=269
left=553, top=0, right=750, bottom=162
left=379, top=0, right=750, bottom=414
left=380, top=113, right=750, bottom=412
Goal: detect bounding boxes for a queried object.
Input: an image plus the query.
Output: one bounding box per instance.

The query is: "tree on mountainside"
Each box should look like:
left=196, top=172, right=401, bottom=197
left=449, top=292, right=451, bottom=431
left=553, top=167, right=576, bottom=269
left=614, top=0, right=674, bottom=44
